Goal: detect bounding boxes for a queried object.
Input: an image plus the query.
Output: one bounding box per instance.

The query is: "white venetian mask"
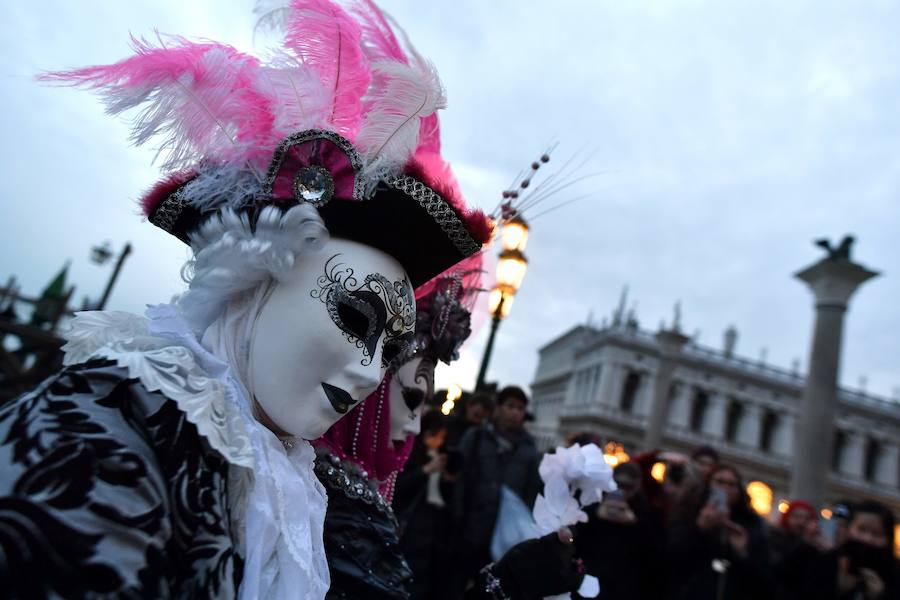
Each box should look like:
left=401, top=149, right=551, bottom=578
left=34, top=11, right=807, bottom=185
left=388, top=355, right=436, bottom=441
left=249, top=237, right=415, bottom=439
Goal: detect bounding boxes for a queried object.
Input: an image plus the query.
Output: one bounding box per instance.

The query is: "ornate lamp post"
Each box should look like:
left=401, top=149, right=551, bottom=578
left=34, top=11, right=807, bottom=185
left=475, top=214, right=529, bottom=390
left=90, top=241, right=132, bottom=310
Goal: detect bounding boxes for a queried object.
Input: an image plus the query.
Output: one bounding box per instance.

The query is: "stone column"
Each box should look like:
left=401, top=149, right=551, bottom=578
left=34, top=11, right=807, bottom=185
left=838, top=430, right=866, bottom=479
left=736, top=402, right=763, bottom=449
left=701, top=392, right=728, bottom=439
left=772, top=412, right=793, bottom=456
left=643, top=329, right=690, bottom=449
left=875, top=442, right=900, bottom=488
left=669, top=382, right=693, bottom=428
left=790, top=254, right=879, bottom=504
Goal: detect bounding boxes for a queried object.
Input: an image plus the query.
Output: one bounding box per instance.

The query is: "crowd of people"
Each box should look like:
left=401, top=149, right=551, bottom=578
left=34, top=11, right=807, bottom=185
left=393, top=386, right=900, bottom=600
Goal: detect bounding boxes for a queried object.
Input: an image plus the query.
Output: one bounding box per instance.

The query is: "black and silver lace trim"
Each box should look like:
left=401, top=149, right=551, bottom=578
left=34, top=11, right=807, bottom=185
left=148, top=130, right=482, bottom=260
left=382, top=173, right=482, bottom=257
left=314, top=449, right=396, bottom=520
left=149, top=184, right=190, bottom=232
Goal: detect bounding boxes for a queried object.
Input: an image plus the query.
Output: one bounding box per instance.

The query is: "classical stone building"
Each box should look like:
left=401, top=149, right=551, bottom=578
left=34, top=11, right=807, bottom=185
left=530, top=318, right=900, bottom=514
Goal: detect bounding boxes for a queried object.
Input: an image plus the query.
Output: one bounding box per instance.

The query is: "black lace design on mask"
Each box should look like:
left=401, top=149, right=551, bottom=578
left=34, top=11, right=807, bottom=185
left=311, top=254, right=415, bottom=367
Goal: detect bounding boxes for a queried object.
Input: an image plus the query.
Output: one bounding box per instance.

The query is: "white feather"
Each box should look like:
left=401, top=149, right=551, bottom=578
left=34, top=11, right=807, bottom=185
left=257, top=52, right=332, bottom=134
left=253, top=0, right=292, bottom=37
left=179, top=204, right=328, bottom=331
left=181, top=166, right=264, bottom=214
left=355, top=59, right=446, bottom=188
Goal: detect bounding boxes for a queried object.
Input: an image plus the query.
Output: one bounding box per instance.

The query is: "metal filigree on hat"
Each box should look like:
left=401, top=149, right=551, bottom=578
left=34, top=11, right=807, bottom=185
left=41, top=0, right=493, bottom=296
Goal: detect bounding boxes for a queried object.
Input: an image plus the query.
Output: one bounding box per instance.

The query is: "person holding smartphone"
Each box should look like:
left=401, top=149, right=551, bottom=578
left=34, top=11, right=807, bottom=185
left=666, top=464, right=774, bottom=600
left=572, top=462, right=665, bottom=600
left=798, top=500, right=899, bottom=600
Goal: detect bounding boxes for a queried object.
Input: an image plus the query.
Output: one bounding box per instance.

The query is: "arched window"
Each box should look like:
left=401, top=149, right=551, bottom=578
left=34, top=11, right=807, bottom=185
left=725, top=400, right=743, bottom=442
left=689, top=390, right=709, bottom=432
left=620, top=372, right=641, bottom=413
left=760, top=410, right=778, bottom=452
left=864, top=438, right=881, bottom=482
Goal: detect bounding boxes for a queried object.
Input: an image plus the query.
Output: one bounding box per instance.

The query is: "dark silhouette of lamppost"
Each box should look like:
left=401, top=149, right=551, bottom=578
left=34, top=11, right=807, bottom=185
left=90, top=241, right=132, bottom=310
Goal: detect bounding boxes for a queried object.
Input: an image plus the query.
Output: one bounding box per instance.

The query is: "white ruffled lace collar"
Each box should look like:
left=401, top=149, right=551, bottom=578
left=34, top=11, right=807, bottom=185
left=62, top=305, right=330, bottom=599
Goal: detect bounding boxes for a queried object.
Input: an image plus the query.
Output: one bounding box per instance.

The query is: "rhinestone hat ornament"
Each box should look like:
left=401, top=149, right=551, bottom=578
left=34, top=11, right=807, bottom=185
left=294, top=165, right=335, bottom=207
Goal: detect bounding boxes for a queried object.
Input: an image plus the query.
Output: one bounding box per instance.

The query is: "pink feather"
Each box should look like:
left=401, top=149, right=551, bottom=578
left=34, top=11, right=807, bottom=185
left=416, top=113, right=441, bottom=155
left=40, top=34, right=278, bottom=171
left=284, top=0, right=371, bottom=138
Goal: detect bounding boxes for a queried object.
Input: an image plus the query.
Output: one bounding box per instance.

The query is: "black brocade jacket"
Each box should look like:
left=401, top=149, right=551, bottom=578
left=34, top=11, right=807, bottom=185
left=315, top=451, right=413, bottom=600
left=0, top=361, right=243, bottom=599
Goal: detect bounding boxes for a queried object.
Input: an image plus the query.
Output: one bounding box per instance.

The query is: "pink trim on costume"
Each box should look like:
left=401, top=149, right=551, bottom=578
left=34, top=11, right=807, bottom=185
left=269, top=137, right=359, bottom=202
left=139, top=170, right=196, bottom=216
left=314, top=372, right=415, bottom=486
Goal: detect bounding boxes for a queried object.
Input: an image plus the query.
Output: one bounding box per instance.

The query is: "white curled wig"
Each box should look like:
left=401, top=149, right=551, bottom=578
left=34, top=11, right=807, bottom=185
left=178, top=203, right=329, bottom=334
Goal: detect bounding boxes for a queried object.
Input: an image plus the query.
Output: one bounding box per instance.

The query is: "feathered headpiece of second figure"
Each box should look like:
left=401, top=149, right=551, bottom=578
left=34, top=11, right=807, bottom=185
left=42, top=0, right=492, bottom=298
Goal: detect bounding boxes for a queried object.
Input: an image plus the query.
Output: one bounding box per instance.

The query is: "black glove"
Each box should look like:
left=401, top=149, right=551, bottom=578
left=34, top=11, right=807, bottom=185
left=488, top=531, right=585, bottom=599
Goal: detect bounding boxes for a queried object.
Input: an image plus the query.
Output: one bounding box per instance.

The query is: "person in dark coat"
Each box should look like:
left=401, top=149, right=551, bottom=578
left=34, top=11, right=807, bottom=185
left=798, top=500, right=899, bottom=600
left=665, top=464, right=774, bottom=600
left=445, top=392, right=493, bottom=448
left=394, top=411, right=454, bottom=600
left=573, top=461, right=665, bottom=600
left=448, top=386, right=542, bottom=597
left=772, top=499, right=833, bottom=600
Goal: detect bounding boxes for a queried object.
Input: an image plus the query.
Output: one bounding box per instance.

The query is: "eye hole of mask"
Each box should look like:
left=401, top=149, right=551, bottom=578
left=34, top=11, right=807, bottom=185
left=332, top=290, right=387, bottom=358
left=382, top=332, right=415, bottom=369
left=336, top=300, right=373, bottom=341
left=402, top=386, right=426, bottom=412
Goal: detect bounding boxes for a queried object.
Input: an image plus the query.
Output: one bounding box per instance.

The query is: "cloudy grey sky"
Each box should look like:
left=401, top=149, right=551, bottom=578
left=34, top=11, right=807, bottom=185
left=2, top=1, right=898, bottom=399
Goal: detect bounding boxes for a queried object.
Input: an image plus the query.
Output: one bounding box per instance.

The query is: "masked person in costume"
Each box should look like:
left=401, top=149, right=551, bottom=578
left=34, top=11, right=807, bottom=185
left=0, top=1, right=492, bottom=598
left=313, top=256, right=482, bottom=599
left=314, top=257, right=586, bottom=600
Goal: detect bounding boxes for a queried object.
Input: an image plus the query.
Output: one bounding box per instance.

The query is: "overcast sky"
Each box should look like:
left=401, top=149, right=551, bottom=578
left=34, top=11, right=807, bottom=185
left=2, top=0, right=899, bottom=400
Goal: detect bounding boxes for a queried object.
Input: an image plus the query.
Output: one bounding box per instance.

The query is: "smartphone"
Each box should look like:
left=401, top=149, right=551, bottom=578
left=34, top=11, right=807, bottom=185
left=606, top=489, right=626, bottom=503
left=709, top=488, right=728, bottom=512
left=819, top=517, right=837, bottom=546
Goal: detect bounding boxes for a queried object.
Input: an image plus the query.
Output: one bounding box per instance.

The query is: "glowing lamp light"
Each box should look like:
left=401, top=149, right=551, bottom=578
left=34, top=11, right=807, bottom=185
left=602, top=441, right=630, bottom=468
left=778, top=500, right=790, bottom=514
left=500, top=216, right=529, bottom=252
left=746, top=481, right=773, bottom=516
left=650, top=462, right=667, bottom=483
left=496, top=249, right=528, bottom=291
left=821, top=508, right=833, bottom=520
left=488, top=287, right=514, bottom=319
left=441, top=384, right=463, bottom=416
left=446, top=384, right=463, bottom=403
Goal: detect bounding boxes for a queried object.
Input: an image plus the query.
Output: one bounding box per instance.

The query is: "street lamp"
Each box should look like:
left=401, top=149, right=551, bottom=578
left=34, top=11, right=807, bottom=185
left=90, top=242, right=133, bottom=310
left=475, top=214, right=530, bottom=390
